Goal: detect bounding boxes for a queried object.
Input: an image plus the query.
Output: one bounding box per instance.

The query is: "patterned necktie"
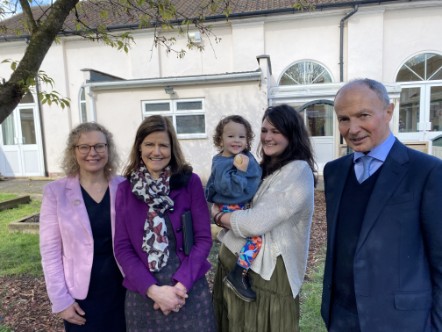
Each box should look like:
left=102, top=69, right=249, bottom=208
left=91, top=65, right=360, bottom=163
left=359, top=155, right=372, bottom=183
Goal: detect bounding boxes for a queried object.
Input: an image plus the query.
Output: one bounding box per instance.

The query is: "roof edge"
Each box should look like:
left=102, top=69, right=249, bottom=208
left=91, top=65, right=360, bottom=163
left=85, top=70, right=262, bottom=91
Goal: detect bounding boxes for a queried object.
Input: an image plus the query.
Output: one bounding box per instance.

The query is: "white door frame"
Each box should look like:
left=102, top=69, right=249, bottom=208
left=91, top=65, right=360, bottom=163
left=0, top=100, right=45, bottom=177
left=397, top=82, right=442, bottom=145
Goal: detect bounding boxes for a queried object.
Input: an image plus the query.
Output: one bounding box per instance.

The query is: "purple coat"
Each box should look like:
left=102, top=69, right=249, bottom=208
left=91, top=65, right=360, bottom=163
left=114, top=172, right=212, bottom=295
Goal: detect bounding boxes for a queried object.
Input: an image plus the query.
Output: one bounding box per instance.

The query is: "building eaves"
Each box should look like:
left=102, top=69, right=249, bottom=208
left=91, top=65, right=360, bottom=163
left=84, top=69, right=262, bottom=91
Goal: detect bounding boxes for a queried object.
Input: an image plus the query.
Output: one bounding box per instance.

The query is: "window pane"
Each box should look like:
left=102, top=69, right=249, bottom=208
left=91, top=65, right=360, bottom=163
left=145, top=103, right=170, bottom=112
left=20, top=108, right=36, bottom=144
left=306, top=104, right=334, bottom=137
left=1, top=114, right=15, bottom=145
left=399, top=87, right=420, bottom=132
left=280, top=61, right=332, bottom=85
left=430, top=86, right=442, bottom=131
left=427, top=53, right=442, bottom=80
left=396, top=67, right=422, bottom=82
left=396, top=53, right=442, bottom=82
left=176, top=115, right=205, bottom=134
left=21, top=92, right=34, bottom=103
left=430, top=68, right=442, bottom=80
left=176, top=101, right=202, bottom=111
left=81, top=104, right=87, bottom=123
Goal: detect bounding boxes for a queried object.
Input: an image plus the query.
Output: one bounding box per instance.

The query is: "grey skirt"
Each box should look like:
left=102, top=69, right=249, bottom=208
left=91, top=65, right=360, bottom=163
left=124, top=216, right=216, bottom=332
left=213, top=244, right=300, bottom=332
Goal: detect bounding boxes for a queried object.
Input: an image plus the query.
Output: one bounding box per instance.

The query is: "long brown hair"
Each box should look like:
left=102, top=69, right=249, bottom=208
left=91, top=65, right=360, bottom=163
left=123, top=115, right=192, bottom=177
left=260, top=104, right=317, bottom=185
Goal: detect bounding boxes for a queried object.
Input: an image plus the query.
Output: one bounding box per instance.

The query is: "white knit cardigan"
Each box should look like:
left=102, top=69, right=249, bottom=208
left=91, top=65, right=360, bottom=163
left=218, top=160, right=314, bottom=298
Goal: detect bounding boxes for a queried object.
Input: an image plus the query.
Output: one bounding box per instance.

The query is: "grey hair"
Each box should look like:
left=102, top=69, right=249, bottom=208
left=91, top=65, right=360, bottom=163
left=61, top=122, right=119, bottom=179
left=337, top=78, right=390, bottom=107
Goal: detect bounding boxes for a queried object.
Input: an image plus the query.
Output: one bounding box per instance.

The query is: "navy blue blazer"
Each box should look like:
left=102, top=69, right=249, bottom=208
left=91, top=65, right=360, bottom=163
left=321, top=139, right=442, bottom=332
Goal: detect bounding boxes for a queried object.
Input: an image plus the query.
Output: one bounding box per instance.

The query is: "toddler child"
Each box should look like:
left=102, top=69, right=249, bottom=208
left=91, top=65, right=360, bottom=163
left=205, top=115, right=262, bottom=302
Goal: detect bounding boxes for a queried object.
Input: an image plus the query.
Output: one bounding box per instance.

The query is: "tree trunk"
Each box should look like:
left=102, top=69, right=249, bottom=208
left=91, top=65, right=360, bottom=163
left=0, top=0, right=80, bottom=124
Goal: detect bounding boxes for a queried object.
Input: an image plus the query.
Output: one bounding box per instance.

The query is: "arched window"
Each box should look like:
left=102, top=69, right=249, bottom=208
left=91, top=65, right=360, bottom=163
left=279, top=61, right=333, bottom=85
left=396, top=53, right=442, bottom=134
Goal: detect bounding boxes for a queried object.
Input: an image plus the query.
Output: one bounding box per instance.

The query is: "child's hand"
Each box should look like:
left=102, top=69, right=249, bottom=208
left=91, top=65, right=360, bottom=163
left=233, top=154, right=249, bottom=172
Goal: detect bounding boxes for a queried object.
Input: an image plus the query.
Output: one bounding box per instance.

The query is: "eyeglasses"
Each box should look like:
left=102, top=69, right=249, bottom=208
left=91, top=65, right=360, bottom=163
left=75, top=143, right=107, bottom=154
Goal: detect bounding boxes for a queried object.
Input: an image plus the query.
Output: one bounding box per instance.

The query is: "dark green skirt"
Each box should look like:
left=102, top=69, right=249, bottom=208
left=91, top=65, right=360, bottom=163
left=213, top=244, right=300, bottom=332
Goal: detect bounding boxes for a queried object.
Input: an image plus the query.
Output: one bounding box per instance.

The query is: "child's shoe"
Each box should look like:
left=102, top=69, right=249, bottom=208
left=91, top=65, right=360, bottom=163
left=224, top=264, right=256, bottom=302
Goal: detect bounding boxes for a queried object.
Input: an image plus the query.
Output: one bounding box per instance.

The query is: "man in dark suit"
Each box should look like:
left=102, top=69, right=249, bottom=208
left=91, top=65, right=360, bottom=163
left=321, top=78, right=442, bottom=332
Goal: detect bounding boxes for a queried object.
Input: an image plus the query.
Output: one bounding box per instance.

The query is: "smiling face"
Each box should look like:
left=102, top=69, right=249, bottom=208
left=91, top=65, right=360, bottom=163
left=221, top=121, right=248, bottom=157
left=260, top=118, right=289, bottom=159
left=139, top=131, right=171, bottom=179
left=75, top=131, right=108, bottom=176
left=335, top=83, right=394, bottom=153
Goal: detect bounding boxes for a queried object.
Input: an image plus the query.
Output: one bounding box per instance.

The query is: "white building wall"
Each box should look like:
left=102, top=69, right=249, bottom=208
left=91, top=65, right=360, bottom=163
left=231, top=21, right=265, bottom=71
left=2, top=1, right=442, bottom=177
left=347, top=9, right=385, bottom=81
left=383, top=5, right=442, bottom=81
left=92, top=82, right=266, bottom=182
left=264, top=13, right=342, bottom=83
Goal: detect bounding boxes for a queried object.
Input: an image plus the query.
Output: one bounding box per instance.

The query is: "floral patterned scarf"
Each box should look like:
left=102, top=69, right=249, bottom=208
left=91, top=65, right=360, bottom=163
left=130, top=165, right=174, bottom=272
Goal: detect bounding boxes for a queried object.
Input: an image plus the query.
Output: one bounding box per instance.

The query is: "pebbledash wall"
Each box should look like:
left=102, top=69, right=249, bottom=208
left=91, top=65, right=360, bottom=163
left=1, top=1, right=441, bottom=181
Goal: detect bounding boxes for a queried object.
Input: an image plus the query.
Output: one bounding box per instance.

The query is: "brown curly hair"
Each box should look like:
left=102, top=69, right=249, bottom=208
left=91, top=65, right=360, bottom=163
left=212, top=115, right=254, bottom=152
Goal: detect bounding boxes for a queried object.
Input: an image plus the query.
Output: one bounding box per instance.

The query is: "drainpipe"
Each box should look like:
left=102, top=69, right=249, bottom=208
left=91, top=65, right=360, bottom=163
left=339, top=5, right=359, bottom=82
left=256, top=55, right=273, bottom=106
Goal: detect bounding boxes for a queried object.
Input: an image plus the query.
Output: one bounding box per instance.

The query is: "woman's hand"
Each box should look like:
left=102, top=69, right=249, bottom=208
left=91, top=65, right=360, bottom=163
left=211, top=204, right=232, bottom=229
left=148, top=284, right=188, bottom=315
left=211, top=203, right=220, bottom=220
left=58, top=302, right=86, bottom=325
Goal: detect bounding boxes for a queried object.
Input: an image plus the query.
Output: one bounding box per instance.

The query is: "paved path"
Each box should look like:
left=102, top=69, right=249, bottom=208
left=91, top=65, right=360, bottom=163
left=0, top=175, right=324, bottom=196
left=0, top=178, right=53, bottom=197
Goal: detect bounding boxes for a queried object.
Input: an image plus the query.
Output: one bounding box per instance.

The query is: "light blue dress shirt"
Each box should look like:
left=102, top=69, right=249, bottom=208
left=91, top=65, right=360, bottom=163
left=353, top=132, right=395, bottom=182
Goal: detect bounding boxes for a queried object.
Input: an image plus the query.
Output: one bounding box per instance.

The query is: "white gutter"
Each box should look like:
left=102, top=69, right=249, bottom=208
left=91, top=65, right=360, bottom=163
left=84, top=70, right=262, bottom=91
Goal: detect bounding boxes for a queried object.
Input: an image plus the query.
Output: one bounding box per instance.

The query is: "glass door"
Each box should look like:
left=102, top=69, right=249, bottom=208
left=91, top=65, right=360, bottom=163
left=0, top=106, right=43, bottom=176
left=297, top=100, right=335, bottom=173
left=398, top=83, right=442, bottom=142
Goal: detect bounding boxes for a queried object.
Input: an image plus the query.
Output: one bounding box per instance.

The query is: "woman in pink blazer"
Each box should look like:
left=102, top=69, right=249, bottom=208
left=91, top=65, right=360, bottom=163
left=40, top=122, right=126, bottom=331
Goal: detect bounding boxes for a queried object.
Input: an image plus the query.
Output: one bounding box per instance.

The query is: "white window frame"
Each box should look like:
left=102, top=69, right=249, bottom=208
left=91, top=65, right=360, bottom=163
left=278, top=60, right=333, bottom=85
left=396, top=52, right=442, bottom=141
left=142, top=98, right=206, bottom=139
left=78, top=87, right=96, bottom=123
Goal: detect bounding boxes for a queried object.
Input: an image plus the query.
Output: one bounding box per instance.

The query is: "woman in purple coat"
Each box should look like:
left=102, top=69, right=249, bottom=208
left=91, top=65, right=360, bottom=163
left=114, top=115, right=216, bottom=331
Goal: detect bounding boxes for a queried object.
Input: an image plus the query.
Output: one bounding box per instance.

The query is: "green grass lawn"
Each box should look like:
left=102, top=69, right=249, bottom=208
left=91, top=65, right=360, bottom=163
left=300, top=259, right=327, bottom=331
left=0, top=194, right=17, bottom=202
left=0, top=199, right=42, bottom=277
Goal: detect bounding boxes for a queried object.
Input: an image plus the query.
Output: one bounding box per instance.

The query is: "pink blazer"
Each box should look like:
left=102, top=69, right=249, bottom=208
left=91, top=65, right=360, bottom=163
left=39, top=175, right=124, bottom=313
